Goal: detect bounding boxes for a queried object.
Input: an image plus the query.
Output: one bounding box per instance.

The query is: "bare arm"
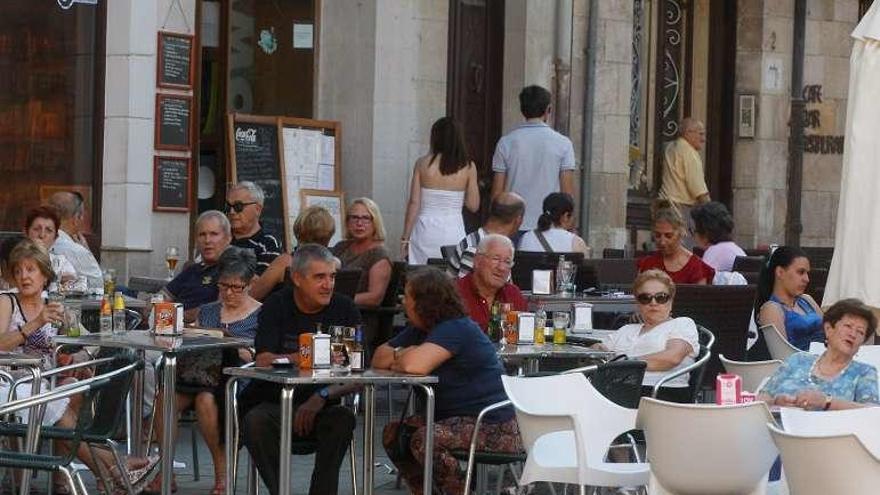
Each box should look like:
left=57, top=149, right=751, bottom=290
left=354, top=259, right=392, bottom=306
left=759, top=303, right=787, bottom=342
left=490, top=172, right=506, bottom=201
left=371, top=343, right=396, bottom=369
left=464, top=162, right=480, bottom=213
left=250, top=253, right=290, bottom=301
left=572, top=235, right=589, bottom=257
left=401, top=163, right=423, bottom=258
left=0, top=297, right=60, bottom=351
left=391, top=342, right=452, bottom=375
left=559, top=170, right=575, bottom=197
left=637, top=339, right=693, bottom=372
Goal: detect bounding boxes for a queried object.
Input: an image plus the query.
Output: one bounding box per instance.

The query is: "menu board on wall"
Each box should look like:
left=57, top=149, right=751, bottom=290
left=153, top=157, right=191, bottom=211
left=155, top=94, right=192, bottom=151
left=227, top=114, right=289, bottom=249
left=157, top=32, right=194, bottom=89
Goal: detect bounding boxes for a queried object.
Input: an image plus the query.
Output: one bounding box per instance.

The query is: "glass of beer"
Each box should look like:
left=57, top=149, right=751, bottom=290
left=330, top=325, right=349, bottom=369
left=165, top=246, right=179, bottom=279
left=552, top=311, right=569, bottom=345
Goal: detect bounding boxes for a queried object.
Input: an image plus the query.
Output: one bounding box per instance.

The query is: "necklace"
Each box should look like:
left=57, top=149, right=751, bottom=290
left=810, top=353, right=849, bottom=382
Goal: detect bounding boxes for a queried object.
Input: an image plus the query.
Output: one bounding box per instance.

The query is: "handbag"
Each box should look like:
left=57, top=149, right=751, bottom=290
left=176, top=349, right=223, bottom=388
left=382, top=389, right=417, bottom=463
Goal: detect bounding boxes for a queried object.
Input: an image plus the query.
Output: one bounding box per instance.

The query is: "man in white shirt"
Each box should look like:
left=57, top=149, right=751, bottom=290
left=490, top=85, right=576, bottom=230
left=48, top=192, right=103, bottom=291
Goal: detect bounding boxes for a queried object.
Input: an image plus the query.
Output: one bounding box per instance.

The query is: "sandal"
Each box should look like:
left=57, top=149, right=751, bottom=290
left=100, top=455, right=160, bottom=495
left=142, top=472, right=178, bottom=495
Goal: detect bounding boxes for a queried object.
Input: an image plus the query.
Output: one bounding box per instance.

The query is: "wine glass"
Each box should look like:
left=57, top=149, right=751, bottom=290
left=165, top=246, right=180, bottom=279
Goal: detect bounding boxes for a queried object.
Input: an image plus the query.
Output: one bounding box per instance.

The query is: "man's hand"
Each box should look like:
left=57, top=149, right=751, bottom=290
left=293, top=393, right=325, bottom=436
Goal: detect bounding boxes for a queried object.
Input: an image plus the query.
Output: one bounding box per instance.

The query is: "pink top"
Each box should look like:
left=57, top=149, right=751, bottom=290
left=701, top=241, right=746, bottom=272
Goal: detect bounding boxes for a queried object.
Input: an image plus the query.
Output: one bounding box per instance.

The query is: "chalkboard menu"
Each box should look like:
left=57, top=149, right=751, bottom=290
left=228, top=116, right=288, bottom=248
left=155, top=94, right=192, bottom=151
left=153, top=157, right=191, bottom=211
left=157, top=32, right=193, bottom=89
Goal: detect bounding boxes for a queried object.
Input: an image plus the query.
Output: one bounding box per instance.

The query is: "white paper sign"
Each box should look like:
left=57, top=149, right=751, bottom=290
left=320, top=135, right=335, bottom=165
left=532, top=270, right=553, bottom=295
left=318, top=164, right=335, bottom=190
left=572, top=303, right=593, bottom=333
left=517, top=313, right=535, bottom=344
left=293, top=23, right=314, bottom=49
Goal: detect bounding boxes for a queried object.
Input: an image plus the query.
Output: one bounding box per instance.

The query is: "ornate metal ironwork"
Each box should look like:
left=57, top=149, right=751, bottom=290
left=659, top=0, right=684, bottom=139
left=630, top=0, right=645, bottom=146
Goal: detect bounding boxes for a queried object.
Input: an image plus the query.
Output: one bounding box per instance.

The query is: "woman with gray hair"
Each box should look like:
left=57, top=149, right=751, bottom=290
left=148, top=246, right=261, bottom=495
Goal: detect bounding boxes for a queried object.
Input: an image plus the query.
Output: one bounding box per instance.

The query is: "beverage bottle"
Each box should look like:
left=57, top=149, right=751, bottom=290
left=99, top=295, right=113, bottom=334
left=102, top=269, right=116, bottom=297
left=555, top=255, right=566, bottom=294
left=534, top=306, right=546, bottom=344
left=112, top=292, right=126, bottom=334
left=487, top=302, right=503, bottom=343
left=349, top=325, right=365, bottom=372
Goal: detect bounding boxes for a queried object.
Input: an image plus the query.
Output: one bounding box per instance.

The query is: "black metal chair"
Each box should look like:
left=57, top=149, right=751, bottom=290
left=334, top=268, right=363, bottom=298
left=802, top=246, right=834, bottom=270
left=732, top=255, right=765, bottom=273
left=582, top=258, right=638, bottom=287
left=510, top=251, right=585, bottom=291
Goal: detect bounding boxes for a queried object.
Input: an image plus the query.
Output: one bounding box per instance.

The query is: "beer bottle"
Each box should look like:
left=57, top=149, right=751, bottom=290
left=99, top=295, right=113, bottom=334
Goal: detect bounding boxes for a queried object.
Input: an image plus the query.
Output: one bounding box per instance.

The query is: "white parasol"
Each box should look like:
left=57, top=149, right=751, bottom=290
left=824, top=1, right=880, bottom=308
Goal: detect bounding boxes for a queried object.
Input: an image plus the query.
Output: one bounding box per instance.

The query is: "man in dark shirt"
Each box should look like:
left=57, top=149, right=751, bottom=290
left=163, top=210, right=231, bottom=322
left=226, top=181, right=281, bottom=275
left=456, top=234, right=527, bottom=332
left=241, top=244, right=361, bottom=495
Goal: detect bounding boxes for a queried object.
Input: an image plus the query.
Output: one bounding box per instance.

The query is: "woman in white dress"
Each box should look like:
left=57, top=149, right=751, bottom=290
left=518, top=192, right=590, bottom=255
left=402, top=117, right=479, bottom=264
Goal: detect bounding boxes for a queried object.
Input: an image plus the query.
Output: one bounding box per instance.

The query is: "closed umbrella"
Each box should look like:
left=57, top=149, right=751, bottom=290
left=824, top=2, right=880, bottom=309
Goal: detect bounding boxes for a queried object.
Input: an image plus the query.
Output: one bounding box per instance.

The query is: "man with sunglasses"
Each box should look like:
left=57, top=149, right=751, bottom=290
left=456, top=234, right=527, bottom=333
left=47, top=191, right=103, bottom=291
left=226, top=182, right=281, bottom=275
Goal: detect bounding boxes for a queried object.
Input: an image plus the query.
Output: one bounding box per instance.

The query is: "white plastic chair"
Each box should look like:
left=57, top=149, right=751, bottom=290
left=761, top=324, right=799, bottom=361
left=779, top=406, right=880, bottom=457
left=636, top=398, right=778, bottom=495
left=768, top=423, right=880, bottom=495
left=719, top=354, right=782, bottom=393
left=808, top=341, right=880, bottom=366
left=501, top=373, right=650, bottom=492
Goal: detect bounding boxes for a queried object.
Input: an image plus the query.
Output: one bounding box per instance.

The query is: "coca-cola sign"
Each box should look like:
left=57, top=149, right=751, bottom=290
left=235, top=127, right=258, bottom=144
left=57, top=0, right=98, bottom=10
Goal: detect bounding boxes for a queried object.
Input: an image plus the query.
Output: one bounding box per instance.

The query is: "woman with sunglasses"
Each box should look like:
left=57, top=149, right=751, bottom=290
left=592, top=269, right=699, bottom=402
left=332, top=198, right=392, bottom=307
left=637, top=199, right=714, bottom=284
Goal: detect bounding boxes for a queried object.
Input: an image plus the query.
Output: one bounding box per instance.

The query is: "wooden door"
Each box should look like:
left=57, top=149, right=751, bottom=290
left=705, top=0, right=737, bottom=207
left=446, top=0, right=504, bottom=230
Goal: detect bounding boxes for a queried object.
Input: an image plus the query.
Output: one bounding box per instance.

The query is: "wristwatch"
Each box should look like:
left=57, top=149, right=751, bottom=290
left=318, top=386, right=331, bottom=400
left=393, top=346, right=404, bottom=360
left=823, top=395, right=833, bottom=411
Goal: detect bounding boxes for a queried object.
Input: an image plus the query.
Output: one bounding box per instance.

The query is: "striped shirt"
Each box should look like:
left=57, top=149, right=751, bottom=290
left=231, top=227, right=281, bottom=275
left=444, top=228, right=486, bottom=278
left=51, top=230, right=103, bottom=291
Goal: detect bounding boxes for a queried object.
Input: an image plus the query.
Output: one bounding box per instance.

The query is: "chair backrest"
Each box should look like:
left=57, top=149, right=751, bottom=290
left=582, top=258, right=638, bottom=286
left=588, top=360, right=646, bottom=409
left=425, top=257, right=448, bottom=270
left=718, top=354, right=781, bottom=392
left=779, top=406, right=880, bottom=458
left=805, top=267, right=828, bottom=305
left=127, top=276, right=167, bottom=294
left=801, top=246, right=834, bottom=270
left=732, top=255, right=765, bottom=273
left=636, top=398, right=778, bottom=494
left=671, top=284, right=757, bottom=388
left=761, top=324, right=799, bottom=360
left=439, top=244, right=458, bottom=261
left=333, top=269, right=362, bottom=298
left=89, top=350, right=142, bottom=438
left=380, top=261, right=407, bottom=307
left=688, top=326, right=715, bottom=400
left=511, top=251, right=585, bottom=291
left=768, top=423, right=880, bottom=495
left=809, top=343, right=880, bottom=373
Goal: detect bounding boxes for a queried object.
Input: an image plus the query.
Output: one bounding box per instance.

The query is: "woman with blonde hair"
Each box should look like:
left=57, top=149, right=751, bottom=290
left=637, top=199, right=714, bottom=284
left=332, top=197, right=392, bottom=306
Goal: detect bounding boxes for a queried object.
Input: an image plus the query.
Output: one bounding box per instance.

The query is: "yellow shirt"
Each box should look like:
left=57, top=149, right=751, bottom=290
left=659, top=137, right=709, bottom=206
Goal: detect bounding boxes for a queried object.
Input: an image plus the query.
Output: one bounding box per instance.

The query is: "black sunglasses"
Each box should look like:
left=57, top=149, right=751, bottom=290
left=635, top=292, right=671, bottom=305
left=226, top=201, right=257, bottom=213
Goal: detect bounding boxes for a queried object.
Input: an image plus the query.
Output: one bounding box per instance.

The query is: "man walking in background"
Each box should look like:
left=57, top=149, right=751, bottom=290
left=660, top=117, right=711, bottom=245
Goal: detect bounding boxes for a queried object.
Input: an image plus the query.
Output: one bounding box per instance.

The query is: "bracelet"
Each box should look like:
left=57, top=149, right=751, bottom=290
left=824, top=395, right=833, bottom=411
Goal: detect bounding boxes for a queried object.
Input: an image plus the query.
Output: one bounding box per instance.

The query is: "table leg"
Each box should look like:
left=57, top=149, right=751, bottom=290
left=525, top=358, right=540, bottom=375
left=362, top=384, right=375, bottom=495
left=130, top=349, right=146, bottom=456
left=417, top=385, right=435, bottom=495
left=278, top=385, right=296, bottom=495
left=161, top=354, right=177, bottom=495
left=225, top=376, right=239, bottom=495
left=20, top=366, right=42, bottom=495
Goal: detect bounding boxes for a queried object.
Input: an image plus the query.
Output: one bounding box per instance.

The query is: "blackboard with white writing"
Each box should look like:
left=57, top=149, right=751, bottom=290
left=156, top=94, right=192, bottom=151
left=158, top=32, right=193, bottom=89
left=153, top=157, right=190, bottom=211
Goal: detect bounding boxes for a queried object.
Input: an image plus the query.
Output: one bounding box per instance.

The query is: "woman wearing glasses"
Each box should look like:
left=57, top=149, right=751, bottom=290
left=592, top=269, right=699, bottom=402
left=148, top=247, right=261, bottom=495
left=637, top=199, right=714, bottom=284
left=332, top=197, right=392, bottom=307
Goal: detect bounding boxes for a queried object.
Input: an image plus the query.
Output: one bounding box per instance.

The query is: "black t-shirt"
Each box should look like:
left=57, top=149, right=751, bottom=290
left=242, top=286, right=362, bottom=406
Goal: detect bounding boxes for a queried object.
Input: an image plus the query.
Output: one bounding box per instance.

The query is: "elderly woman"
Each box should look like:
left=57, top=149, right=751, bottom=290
left=638, top=199, right=714, bottom=284
left=689, top=201, right=746, bottom=272
left=374, top=267, right=521, bottom=495
left=593, top=269, right=699, bottom=402
left=333, top=197, right=392, bottom=306
left=755, top=246, right=823, bottom=351
left=518, top=192, right=590, bottom=255
left=760, top=299, right=878, bottom=410
left=0, top=239, right=154, bottom=491
left=148, top=247, right=261, bottom=495
left=24, top=205, right=77, bottom=285
left=250, top=205, right=336, bottom=301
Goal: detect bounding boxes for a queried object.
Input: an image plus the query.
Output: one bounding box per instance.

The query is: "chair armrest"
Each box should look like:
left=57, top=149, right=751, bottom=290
left=651, top=347, right=711, bottom=398
left=463, top=400, right=513, bottom=491
left=11, top=356, right=115, bottom=395
left=561, top=365, right=599, bottom=375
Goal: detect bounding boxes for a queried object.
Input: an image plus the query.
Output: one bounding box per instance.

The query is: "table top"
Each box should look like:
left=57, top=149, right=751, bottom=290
left=523, top=292, right=635, bottom=304
left=224, top=366, right=439, bottom=385
left=64, top=294, right=148, bottom=310
left=54, top=331, right=251, bottom=353
left=497, top=343, right=615, bottom=360
left=0, top=351, right=43, bottom=367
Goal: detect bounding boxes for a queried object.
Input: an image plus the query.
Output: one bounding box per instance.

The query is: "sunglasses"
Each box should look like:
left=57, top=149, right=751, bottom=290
left=635, top=292, right=671, bottom=305
left=226, top=201, right=257, bottom=213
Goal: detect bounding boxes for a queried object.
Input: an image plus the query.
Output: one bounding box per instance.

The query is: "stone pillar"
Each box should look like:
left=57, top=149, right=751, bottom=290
left=101, top=0, right=195, bottom=281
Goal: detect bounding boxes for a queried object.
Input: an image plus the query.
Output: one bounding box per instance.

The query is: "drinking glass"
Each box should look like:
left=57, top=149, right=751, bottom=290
left=552, top=311, right=570, bottom=344
left=46, top=292, right=65, bottom=330
left=330, top=325, right=348, bottom=369
left=165, top=246, right=180, bottom=279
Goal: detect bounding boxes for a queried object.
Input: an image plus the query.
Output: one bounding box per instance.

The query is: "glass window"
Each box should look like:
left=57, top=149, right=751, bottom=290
left=0, top=2, right=104, bottom=233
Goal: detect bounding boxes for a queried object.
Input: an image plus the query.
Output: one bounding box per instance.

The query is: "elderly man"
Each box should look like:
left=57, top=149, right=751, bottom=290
left=456, top=234, right=527, bottom=332
left=47, top=191, right=103, bottom=291
left=660, top=118, right=711, bottom=210
left=162, top=210, right=231, bottom=321
left=445, top=192, right=525, bottom=278
left=227, top=181, right=281, bottom=275
left=240, top=244, right=360, bottom=495
left=490, top=85, right=576, bottom=230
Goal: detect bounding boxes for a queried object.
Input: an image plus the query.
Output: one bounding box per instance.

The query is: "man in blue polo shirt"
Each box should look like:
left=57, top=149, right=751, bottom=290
left=162, top=210, right=231, bottom=322
left=490, top=85, right=576, bottom=231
